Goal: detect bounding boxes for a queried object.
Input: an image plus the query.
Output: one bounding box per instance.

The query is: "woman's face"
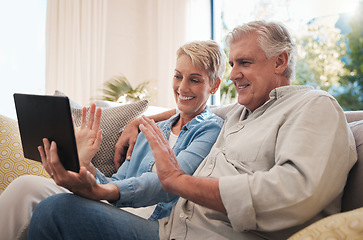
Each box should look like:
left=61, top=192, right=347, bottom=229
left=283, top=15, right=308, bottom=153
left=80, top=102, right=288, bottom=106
left=173, top=54, right=218, bottom=119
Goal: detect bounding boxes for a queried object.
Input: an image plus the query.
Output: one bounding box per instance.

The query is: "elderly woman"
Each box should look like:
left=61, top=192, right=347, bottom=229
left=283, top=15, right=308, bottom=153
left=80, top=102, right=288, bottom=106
left=0, top=40, right=226, bottom=240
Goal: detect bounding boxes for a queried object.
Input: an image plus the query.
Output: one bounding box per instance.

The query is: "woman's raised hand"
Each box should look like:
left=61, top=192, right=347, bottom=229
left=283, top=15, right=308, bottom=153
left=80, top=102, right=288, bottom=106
left=75, top=104, right=103, bottom=169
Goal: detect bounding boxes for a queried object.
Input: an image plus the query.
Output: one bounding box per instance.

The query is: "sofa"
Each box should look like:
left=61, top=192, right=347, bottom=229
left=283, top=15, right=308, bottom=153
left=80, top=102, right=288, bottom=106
left=1, top=93, right=363, bottom=239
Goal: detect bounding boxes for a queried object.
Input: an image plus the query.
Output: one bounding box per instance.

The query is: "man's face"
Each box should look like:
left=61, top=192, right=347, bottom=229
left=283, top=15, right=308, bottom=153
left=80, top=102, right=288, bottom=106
left=229, top=33, right=281, bottom=112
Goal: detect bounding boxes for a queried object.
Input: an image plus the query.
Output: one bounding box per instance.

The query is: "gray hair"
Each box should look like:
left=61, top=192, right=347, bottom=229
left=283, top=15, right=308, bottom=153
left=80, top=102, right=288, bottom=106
left=225, top=20, right=296, bottom=80
left=177, top=40, right=226, bottom=85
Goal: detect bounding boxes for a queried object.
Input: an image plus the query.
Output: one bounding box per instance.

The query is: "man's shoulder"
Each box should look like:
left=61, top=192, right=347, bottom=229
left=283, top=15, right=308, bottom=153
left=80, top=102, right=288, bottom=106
left=286, top=85, right=332, bottom=98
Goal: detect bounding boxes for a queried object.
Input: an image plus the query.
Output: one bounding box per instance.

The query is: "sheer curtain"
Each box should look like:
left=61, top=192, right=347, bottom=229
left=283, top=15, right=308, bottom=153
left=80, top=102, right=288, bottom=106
left=145, top=0, right=211, bottom=108
left=46, top=0, right=107, bottom=106
left=45, top=0, right=211, bottom=108
left=145, top=0, right=188, bottom=108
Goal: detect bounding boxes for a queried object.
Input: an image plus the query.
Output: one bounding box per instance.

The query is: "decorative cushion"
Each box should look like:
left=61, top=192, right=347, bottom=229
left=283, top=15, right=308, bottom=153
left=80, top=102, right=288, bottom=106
left=0, top=115, right=50, bottom=194
left=288, top=207, right=363, bottom=239
left=342, top=120, right=363, bottom=212
left=54, top=91, right=149, bottom=176
left=72, top=101, right=148, bottom=176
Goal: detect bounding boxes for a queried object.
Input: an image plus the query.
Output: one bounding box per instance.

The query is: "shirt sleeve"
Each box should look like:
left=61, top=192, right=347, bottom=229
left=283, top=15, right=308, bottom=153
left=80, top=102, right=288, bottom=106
left=219, top=95, right=357, bottom=232
left=108, top=119, right=223, bottom=208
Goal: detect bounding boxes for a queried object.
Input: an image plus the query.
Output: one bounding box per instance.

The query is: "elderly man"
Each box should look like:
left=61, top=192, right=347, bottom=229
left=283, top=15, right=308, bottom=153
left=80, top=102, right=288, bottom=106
left=28, top=21, right=356, bottom=240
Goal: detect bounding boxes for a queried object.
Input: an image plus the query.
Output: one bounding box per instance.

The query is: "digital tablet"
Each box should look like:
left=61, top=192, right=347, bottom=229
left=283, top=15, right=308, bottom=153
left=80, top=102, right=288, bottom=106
left=13, top=93, right=80, bottom=172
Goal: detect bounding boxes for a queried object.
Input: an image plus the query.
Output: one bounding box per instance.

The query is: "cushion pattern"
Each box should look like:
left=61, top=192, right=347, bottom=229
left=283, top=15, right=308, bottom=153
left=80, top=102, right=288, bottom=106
left=288, top=207, right=363, bottom=240
left=0, top=115, right=49, bottom=194
left=71, top=100, right=148, bottom=176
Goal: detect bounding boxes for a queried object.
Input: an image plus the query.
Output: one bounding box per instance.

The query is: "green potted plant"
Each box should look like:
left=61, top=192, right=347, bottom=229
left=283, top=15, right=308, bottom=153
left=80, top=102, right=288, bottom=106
left=101, top=74, right=150, bottom=103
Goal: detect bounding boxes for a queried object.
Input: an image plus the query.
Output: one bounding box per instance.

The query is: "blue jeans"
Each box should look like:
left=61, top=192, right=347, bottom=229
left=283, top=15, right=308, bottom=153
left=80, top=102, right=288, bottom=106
left=28, top=193, right=160, bottom=240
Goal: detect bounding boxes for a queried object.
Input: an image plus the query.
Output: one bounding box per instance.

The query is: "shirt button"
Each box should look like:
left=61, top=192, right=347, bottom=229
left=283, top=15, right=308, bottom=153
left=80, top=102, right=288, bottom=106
left=222, top=147, right=226, bottom=151
left=238, top=124, right=243, bottom=128
left=180, top=213, right=185, bottom=218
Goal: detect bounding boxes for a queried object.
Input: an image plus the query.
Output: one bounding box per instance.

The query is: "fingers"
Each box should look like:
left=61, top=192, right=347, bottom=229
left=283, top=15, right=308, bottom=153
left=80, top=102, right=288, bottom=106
left=95, top=129, right=103, bottom=149
left=139, top=116, right=167, bottom=145
left=113, top=147, right=123, bottom=169
left=126, top=142, right=135, bottom=161
left=47, top=141, right=68, bottom=182
left=38, top=140, right=52, bottom=176
left=88, top=104, right=96, bottom=129
left=80, top=104, right=102, bottom=130
left=94, top=107, right=102, bottom=131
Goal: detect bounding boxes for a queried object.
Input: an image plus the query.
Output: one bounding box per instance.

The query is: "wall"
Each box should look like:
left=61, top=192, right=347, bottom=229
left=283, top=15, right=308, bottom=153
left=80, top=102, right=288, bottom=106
left=103, top=0, right=189, bottom=108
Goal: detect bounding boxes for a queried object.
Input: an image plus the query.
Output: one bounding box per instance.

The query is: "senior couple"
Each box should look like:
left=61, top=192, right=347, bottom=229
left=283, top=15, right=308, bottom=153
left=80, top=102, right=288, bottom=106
left=0, top=20, right=357, bottom=239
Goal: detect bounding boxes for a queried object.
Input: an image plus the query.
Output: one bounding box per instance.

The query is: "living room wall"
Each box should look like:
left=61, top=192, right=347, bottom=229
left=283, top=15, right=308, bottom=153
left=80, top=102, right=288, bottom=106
left=46, top=0, right=195, bottom=109
left=101, top=0, right=190, bottom=108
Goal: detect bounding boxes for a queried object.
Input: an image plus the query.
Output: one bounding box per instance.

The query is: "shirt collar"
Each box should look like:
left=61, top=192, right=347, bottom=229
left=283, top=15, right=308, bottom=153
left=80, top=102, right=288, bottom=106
left=168, top=106, right=214, bottom=130
left=245, top=85, right=313, bottom=119
left=269, top=85, right=313, bottom=100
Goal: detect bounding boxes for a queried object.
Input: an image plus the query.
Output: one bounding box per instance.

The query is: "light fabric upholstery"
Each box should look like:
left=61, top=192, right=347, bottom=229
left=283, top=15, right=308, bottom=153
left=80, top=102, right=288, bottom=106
left=288, top=207, right=363, bottom=239
left=342, top=120, right=363, bottom=212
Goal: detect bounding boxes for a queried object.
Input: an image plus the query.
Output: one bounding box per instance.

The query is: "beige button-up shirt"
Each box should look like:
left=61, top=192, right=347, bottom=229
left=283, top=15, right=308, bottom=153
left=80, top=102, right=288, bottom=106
left=159, top=85, right=357, bottom=240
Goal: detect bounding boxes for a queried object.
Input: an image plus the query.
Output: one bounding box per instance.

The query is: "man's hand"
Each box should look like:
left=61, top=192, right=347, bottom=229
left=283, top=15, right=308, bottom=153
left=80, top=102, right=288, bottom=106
left=38, top=139, right=119, bottom=201
left=75, top=104, right=102, bottom=172
left=113, top=109, right=177, bottom=170
left=139, top=115, right=226, bottom=213
left=113, top=119, right=140, bottom=169
left=138, top=115, right=184, bottom=193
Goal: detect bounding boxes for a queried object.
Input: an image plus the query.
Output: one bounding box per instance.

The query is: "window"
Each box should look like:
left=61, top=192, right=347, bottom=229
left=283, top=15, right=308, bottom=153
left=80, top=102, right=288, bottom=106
left=212, top=0, right=362, bottom=109
left=0, top=0, right=47, bottom=119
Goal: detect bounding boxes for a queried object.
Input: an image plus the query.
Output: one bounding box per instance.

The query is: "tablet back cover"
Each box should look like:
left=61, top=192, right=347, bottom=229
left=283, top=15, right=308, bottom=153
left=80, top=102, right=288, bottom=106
left=13, top=93, right=80, bottom=172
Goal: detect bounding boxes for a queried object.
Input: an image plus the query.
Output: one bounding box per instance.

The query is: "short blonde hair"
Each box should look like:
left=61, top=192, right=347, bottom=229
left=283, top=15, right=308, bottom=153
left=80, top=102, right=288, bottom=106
left=177, top=40, right=226, bottom=85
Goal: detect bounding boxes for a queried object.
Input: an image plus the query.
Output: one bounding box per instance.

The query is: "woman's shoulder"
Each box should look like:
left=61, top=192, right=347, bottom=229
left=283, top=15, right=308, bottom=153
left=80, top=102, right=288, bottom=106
left=197, top=106, right=224, bottom=128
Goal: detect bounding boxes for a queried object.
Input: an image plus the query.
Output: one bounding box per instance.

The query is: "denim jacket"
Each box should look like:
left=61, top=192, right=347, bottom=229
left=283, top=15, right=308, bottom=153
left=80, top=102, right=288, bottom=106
left=96, top=106, right=223, bottom=220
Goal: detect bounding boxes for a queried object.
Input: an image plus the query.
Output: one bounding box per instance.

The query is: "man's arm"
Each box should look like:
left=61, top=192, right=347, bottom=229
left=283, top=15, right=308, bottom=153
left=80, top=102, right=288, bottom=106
left=139, top=115, right=226, bottom=213
left=113, top=109, right=176, bottom=169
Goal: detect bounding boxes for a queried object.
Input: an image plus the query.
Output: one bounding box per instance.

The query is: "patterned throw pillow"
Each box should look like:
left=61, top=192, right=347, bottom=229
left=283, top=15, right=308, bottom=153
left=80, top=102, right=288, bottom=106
left=72, top=100, right=149, bottom=176
left=0, top=115, right=50, bottom=194
left=54, top=91, right=149, bottom=176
